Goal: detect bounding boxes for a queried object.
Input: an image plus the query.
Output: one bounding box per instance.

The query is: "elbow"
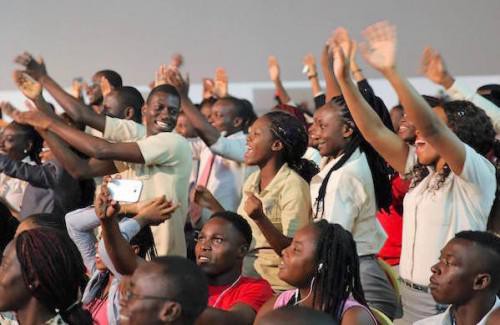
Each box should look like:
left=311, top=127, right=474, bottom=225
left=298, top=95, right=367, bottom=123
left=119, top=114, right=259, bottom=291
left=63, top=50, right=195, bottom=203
left=93, top=143, right=113, bottom=160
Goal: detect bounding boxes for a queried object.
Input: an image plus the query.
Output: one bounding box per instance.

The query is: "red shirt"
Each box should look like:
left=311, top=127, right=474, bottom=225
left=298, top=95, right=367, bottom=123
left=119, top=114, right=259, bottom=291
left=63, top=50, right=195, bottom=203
left=208, top=276, right=274, bottom=312
left=376, top=174, right=410, bottom=266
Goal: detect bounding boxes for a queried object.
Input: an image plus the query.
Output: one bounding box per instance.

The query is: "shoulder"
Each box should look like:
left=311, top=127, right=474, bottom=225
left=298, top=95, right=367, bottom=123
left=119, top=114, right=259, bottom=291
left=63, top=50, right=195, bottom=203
left=238, top=277, right=273, bottom=291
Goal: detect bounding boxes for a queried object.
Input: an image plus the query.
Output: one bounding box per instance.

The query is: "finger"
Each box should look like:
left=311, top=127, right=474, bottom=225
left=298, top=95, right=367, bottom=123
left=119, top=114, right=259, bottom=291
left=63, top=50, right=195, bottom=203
left=24, top=100, right=37, bottom=111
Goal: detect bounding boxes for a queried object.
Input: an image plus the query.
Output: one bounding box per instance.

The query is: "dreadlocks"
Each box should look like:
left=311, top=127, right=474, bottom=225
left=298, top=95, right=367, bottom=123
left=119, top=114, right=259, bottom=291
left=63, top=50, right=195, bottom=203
left=314, top=98, right=392, bottom=219
left=16, top=228, right=92, bottom=324
left=311, top=220, right=368, bottom=319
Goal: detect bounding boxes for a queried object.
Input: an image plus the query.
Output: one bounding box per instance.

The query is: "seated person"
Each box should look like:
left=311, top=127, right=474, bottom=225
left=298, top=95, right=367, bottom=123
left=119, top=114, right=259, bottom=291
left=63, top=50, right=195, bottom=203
left=119, top=256, right=208, bottom=325
left=256, top=306, right=337, bottom=325
left=256, top=221, right=376, bottom=325
left=195, top=211, right=274, bottom=325
left=416, top=231, right=500, bottom=325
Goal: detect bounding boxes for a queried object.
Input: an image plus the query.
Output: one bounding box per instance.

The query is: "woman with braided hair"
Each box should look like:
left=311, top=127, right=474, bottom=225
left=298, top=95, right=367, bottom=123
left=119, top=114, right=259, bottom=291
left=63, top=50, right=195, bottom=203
left=256, top=221, right=376, bottom=324
left=0, top=228, right=92, bottom=324
left=195, top=110, right=318, bottom=290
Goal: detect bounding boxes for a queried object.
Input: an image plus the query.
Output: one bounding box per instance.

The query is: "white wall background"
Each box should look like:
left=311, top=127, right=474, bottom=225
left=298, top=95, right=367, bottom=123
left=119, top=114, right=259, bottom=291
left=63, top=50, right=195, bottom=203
left=0, top=1, right=499, bottom=115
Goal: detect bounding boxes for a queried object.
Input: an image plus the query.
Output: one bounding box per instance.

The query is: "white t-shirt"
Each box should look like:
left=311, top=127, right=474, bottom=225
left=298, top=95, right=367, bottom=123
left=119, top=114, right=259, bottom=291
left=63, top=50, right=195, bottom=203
left=310, top=149, right=387, bottom=256
left=399, top=144, right=495, bottom=285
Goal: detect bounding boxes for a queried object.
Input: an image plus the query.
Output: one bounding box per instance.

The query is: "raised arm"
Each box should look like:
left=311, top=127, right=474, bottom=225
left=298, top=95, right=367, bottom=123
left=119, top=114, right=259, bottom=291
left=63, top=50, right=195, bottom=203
left=165, top=68, right=222, bottom=146
left=330, top=27, right=409, bottom=173
left=15, top=107, right=145, bottom=164
left=320, top=44, right=342, bottom=101
left=14, top=52, right=106, bottom=131
left=268, top=56, right=292, bottom=105
left=361, top=21, right=466, bottom=174
left=421, top=47, right=500, bottom=133
left=0, top=155, right=59, bottom=188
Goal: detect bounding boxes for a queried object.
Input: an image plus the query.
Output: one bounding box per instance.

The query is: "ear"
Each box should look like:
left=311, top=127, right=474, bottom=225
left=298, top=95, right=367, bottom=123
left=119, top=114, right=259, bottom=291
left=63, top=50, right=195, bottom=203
left=342, top=123, right=354, bottom=139
left=124, top=106, right=135, bottom=120
left=232, top=116, right=243, bottom=129
left=271, top=139, right=284, bottom=152
left=131, top=244, right=140, bottom=255
left=159, top=301, right=182, bottom=323
left=472, top=273, right=491, bottom=291
left=237, top=244, right=249, bottom=259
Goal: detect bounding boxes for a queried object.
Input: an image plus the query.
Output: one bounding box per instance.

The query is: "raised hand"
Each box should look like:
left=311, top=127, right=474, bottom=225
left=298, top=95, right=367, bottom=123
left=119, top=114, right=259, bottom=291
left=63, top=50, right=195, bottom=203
left=213, top=67, right=228, bottom=98
left=360, top=21, right=397, bottom=74
left=303, top=53, right=318, bottom=78
left=95, top=182, right=120, bottom=220
left=328, top=27, right=353, bottom=81
left=267, top=56, right=281, bottom=82
left=421, top=47, right=454, bottom=88
left=14, top=52, right=47, bottom=81
left=12, top=70, right=42, bottom=100
left=244, top=192, right=265, bottom=220
left=136, top=196, right=179, bottom=226
left=13, top=107, right=52, bottom=130
left=0, top=102, right=23, bottom=123
left=169, top=53, right=184, bottom=69
left=202, top=78, right=215, bottom=99
left=71, top=78, right=84, bottom=99
left=193, top=185, right=219, bottom=210
left=100, top=76, right=112, bottom=97
left=165, top=67, right=190, bottom=98
left=154, top=64, right=169, bottom=87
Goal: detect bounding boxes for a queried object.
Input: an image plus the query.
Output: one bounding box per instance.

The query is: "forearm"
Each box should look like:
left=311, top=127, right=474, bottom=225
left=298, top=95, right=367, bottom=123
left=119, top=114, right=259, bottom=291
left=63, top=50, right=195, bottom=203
left=40, top=75, right=105, bottom=130
left=384, top=68, right=442, bottom=136
left=321, top=63, right=341, bottom=101
left=308, top=75, right=322, bottom=97
left=99, top=217, right=138, bottom=276
left=0, top=155, right=55, bottom=188
left=273, top=79, right=291, bottom=104
left=181, top=94, right=221, bottom=146
left=254, top=214, right=291, bottom=255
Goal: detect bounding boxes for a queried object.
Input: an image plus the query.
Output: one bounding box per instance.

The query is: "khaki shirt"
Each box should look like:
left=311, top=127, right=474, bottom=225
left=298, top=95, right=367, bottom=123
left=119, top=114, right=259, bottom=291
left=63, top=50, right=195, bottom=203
left=104, top=117, right=192, bottom=256
left=238, top=163, right=312, bottom=291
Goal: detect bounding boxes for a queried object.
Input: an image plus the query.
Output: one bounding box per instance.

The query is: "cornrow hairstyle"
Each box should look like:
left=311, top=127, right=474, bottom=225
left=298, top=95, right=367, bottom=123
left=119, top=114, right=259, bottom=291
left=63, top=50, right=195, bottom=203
left=264, top=111, right=319, bottom=183
left=410, top=100, right=496, bottom=189
left=311, top=220, right=368, bottom=319
left=9, top=122, right=43, bottom=164
left=130, top=225, right=157, bottom=260
left=314, top=98, right=392, bottom=219
left=16, top=228, right=92, bottom=325
left=210, top=211, right=253, bottom=246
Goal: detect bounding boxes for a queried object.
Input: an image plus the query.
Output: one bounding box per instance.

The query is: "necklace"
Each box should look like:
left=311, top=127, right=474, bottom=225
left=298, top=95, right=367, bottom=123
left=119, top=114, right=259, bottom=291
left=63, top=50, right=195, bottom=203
left=212, top=275, right=242, bottom=308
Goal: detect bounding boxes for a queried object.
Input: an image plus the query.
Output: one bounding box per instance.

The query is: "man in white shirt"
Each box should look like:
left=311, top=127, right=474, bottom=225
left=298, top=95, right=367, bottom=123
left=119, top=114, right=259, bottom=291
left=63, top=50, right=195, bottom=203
left=416, top=231, right=500, bottom=325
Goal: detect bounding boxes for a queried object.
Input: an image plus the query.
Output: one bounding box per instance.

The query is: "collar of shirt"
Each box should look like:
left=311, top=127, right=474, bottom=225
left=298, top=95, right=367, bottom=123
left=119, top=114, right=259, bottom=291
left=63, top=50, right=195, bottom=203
left=316, top=148, right=361, bottom=180
left=246, top=163, right=292, bottom=197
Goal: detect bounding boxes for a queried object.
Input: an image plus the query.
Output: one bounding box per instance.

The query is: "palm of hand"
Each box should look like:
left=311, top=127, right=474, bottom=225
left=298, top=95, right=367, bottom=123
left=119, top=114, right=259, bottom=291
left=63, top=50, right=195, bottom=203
left=194, top=188, right=214, bottom=208
left=268, top=65, right=280, bottom=81
left=13, top=71, right=42, bottom=99
left=425, top=58, right=445, bottom=84
left=363, top=40, right=396, bottom=71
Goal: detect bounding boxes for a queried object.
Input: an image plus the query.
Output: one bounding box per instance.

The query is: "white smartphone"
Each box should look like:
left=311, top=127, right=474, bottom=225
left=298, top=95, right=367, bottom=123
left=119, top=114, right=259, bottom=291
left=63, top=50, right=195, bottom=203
left=107, top=179, right=143, bottom=203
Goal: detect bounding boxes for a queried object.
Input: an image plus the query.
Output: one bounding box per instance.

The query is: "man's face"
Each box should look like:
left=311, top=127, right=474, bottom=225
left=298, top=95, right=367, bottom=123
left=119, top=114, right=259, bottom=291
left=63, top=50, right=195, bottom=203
left=119, top=264, right=168, bottom=325
left=195, top=217, right=245, bottom=276
left=87, top=74, right=103, bottom=106
left=102, top=91, right=129, bottom=119
left=145, top=92, right=180, bottom=136
left=209, top=100, right=236, bottom=133
left=429, top=239, right=481, bottom=305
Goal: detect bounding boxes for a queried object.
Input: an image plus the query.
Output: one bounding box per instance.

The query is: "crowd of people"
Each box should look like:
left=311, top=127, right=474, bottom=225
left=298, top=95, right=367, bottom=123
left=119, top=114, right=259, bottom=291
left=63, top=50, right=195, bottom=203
left=0, top=20, right=499, bottom=325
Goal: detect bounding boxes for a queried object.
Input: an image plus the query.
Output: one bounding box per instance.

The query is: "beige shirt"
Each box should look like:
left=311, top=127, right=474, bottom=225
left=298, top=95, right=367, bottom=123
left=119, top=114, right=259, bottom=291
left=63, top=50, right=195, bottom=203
left=104, top=117, right=192, bottom=256
left=238, top=163, right=312, bottom=291
left=310, top=149, right=387, bottom=256
left=400, top=144, right=495, bottom=285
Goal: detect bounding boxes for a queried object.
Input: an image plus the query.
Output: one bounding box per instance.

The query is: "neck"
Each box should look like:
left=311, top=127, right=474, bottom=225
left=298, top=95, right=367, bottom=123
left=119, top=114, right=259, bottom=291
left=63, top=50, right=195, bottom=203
left=207, top=267, right=241, bottom=286
left=436, top=157, right=447, bottom=173
left=453, top=294, right=496, bottom=325
left=297, top=286, right=315, bottom=308
left=259, top=157, right=283, bottom=191
left=17, top=298, right=55, bottom=325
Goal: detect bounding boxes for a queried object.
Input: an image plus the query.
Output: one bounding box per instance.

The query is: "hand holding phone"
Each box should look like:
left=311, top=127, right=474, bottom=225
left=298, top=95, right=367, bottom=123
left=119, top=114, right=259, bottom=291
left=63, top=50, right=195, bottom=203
left=107, top=179, right=143, bottom=203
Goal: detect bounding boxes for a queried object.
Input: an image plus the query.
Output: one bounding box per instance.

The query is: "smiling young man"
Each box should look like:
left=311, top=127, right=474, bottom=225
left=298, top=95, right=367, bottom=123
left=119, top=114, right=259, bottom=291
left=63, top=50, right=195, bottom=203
left=415, top=231, right=500, bottom=325
left=194, top=211, right=273, bottom=325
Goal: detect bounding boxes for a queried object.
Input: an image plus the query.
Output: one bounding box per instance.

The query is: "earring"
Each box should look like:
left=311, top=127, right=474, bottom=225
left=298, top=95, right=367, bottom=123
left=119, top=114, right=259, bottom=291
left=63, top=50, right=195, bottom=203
left=23, top=149, right=28, bottom=154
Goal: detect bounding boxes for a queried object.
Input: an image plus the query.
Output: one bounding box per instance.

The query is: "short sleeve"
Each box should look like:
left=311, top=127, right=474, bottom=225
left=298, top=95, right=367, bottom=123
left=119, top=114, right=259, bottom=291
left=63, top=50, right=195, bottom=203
left=279, top=178, right=312, bottom=237
left=136, top=132, right=191, bottom=166
left=103, top=116, right=147, bottom=142
left=231, top=279, right=274, bottom=312
left=209, top=135, right=246, bottom=163
left=458, top=144, right=496, bottom=186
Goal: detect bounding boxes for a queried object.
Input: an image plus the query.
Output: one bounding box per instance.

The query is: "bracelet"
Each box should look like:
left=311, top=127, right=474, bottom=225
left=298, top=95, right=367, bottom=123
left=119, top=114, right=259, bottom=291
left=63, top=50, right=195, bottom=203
left=307, top=73, right=318, bottom=80
left=352, top=69, right=363, bottom=74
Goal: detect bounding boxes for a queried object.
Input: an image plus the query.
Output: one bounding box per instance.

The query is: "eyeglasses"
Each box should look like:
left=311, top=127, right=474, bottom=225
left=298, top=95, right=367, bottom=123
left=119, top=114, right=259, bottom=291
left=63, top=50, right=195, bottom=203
left=194, top=231, right=225, bottom=247
left=123, top=288, right=174, bottom=302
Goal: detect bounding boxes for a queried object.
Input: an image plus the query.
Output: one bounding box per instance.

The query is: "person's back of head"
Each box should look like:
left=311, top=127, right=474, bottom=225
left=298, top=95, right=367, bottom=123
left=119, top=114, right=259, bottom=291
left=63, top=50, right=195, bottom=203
left=257, top=306, right=337, bottom=325
left=113, top=86, right=145, bottom=123
left=94, top=69, right=122, bottom=89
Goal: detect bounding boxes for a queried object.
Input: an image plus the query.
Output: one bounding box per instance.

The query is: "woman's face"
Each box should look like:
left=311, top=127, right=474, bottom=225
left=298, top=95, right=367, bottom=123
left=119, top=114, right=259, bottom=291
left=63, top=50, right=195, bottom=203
left=0, top=242, right=31, bottom=312
left=312, top=106, right=351, bottom=158
left=244, top=117, right=280, bottom=166
left=0, top=125, right=32, bottom=161
left=415, top=106, right=447, bottom=166
left=278, top=224, right=318, bottom=288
